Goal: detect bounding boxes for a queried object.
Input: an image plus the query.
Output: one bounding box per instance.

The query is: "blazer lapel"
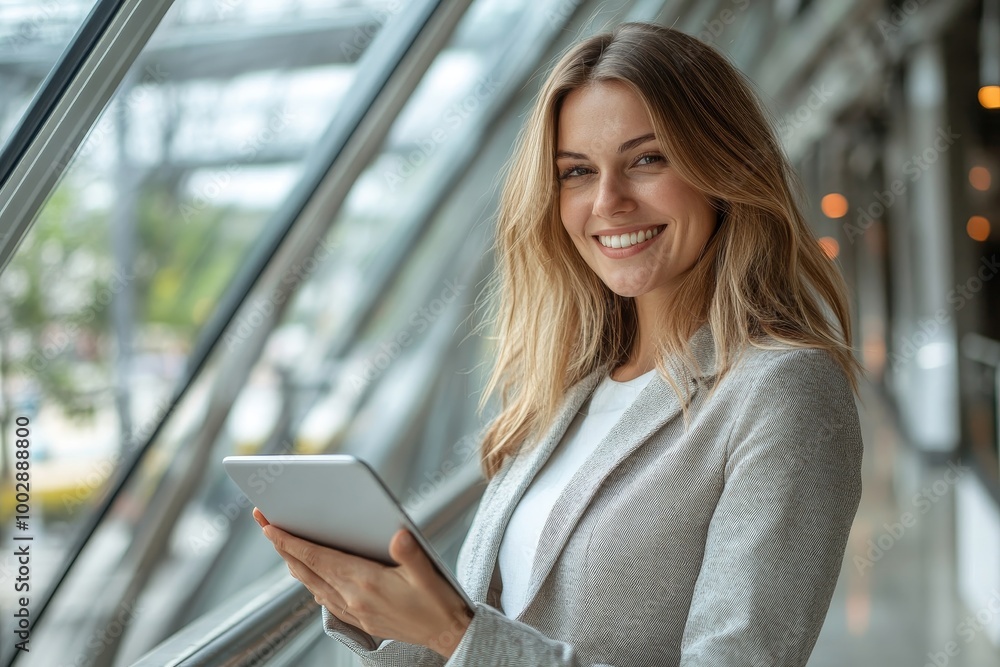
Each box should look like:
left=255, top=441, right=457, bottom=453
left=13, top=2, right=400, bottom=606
left=514, top=322, right=719, bottom=617
left=463, top=362, right=609, bottom=603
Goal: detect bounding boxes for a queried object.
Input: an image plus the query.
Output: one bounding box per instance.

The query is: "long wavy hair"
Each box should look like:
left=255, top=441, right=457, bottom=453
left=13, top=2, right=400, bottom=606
left=473, top=22, right=863, bottom=479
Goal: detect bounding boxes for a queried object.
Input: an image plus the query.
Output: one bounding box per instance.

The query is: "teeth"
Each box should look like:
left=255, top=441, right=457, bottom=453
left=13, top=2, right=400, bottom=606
left=598, top=225, right=663, bottom=249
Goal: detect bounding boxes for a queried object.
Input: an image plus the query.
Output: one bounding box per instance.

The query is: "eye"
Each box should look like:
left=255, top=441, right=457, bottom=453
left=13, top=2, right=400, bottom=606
left=557, top=165, right=592, bottom=180
left=634, top=152, right=666, bottom=167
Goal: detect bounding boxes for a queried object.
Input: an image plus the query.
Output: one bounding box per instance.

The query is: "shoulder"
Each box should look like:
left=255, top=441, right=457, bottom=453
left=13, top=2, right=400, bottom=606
left=720, top=343, right=853, bottom=405
left=717, top=344, right=863, bottom=463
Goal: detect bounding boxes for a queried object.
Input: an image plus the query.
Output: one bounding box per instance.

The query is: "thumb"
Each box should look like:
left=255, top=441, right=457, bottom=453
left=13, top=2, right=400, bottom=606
left=389, top=529, right=435, bottom=578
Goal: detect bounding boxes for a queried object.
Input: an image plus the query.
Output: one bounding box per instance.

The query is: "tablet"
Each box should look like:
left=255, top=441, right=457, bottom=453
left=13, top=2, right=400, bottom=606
left=223, top=454, right=473, bottom=610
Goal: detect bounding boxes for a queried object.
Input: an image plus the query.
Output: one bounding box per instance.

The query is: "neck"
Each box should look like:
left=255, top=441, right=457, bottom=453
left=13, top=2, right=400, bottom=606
left=612, top=292, right=703, bottom=382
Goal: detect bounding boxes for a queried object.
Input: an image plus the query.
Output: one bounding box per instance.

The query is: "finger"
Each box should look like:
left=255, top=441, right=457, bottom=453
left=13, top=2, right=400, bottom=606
left=277, top=548, right=353, bottom=619
left=252, top=507, right=269, bottom=527
left=263, top=524, right=377, bottom=578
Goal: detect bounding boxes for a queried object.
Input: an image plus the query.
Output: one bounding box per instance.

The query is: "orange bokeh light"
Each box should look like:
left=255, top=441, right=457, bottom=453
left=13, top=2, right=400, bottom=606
left=980, top=86, right=1000, bottom=109
left=821, top=193, right=848, bottom=218
left=969, top=166, right=991, bottom=191
left=818, top=236, right=840, bottom=259
left=967, top=215, right=991, bottom=241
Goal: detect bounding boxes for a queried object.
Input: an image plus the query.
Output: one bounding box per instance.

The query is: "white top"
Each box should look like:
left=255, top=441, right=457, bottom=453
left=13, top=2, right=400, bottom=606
left=498, top=368, right=657, bottom=619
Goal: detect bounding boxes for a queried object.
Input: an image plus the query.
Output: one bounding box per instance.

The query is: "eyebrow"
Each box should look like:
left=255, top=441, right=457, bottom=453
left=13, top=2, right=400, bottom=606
left=555, top=133, right=657, bottom=160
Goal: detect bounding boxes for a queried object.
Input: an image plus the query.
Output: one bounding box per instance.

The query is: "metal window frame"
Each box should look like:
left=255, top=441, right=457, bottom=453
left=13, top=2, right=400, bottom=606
left=0, top=0, right=124, bottom=183
left=0, top=0, right=175, bottom=276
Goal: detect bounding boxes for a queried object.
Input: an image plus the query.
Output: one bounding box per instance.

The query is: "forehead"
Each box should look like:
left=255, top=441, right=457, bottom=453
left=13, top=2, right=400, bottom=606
left=556, top=81, right=653, bottom=150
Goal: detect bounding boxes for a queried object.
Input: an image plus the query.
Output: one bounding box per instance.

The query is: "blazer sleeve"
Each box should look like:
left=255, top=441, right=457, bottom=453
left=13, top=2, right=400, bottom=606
left=323, top=600, right=624, bottom=666
left=679, top=348, right=864, bottom=666
left=321, top=604, right=446, bottom=666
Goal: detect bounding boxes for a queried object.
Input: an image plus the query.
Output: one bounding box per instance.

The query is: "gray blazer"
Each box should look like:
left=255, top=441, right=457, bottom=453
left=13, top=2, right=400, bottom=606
left=322, top=322, right=864, bottom=666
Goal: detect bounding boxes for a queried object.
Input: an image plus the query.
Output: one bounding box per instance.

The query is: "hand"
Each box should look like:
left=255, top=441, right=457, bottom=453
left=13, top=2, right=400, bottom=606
left=253, top=507, right=473, bottom=659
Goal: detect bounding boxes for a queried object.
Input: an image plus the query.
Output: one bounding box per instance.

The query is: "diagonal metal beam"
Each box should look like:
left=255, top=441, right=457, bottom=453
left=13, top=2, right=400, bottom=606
left=0, top=0, right=175, bottom=277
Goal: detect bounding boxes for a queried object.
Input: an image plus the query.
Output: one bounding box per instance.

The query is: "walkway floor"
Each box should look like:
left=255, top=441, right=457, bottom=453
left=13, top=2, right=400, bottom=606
left=810, top=383, right=1000, bottom=666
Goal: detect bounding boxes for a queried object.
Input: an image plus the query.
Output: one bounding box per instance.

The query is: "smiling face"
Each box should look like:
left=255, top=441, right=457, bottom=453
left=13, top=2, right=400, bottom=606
left=556, top=80, right=718, bottom=304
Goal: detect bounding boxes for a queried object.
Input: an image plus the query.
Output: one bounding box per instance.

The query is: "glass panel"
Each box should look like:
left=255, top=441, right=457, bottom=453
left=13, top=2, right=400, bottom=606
left=0, top=0, right=405, bottom=663
left=0, top=0, right=101, bottom=151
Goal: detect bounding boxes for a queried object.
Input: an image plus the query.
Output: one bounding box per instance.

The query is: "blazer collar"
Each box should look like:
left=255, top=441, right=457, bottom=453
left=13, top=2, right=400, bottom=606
left=464, top=321, right=718, bottom=615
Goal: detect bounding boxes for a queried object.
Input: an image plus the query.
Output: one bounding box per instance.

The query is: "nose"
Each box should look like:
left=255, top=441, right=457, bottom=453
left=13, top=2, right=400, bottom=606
left=592, top=171, right=636, bottom=219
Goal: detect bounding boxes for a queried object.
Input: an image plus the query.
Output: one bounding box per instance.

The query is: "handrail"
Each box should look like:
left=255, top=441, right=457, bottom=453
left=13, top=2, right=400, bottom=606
left=959, top=331, right=1000, bottom=506
left=130, top=456, right=487, bottom=666
left=961, top=332, right=1000, bottom=369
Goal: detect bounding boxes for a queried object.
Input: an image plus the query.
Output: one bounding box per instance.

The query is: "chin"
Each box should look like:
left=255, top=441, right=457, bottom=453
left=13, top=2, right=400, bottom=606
left=602, top=283, right=647, bottom=299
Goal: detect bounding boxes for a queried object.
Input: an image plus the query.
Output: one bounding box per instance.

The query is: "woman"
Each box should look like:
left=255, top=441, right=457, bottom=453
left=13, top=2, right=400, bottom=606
left=257, top=21, right=865, bottom=666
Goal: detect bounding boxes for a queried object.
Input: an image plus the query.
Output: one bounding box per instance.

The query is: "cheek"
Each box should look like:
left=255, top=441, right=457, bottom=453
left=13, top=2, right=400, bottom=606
left=559, top=190, right=589, bottom=234
left=658, top=188, right=716, bottom=241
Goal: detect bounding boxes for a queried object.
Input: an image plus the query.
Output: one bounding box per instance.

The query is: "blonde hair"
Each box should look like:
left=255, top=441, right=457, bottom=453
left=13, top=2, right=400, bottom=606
left=474, top=22, right=863, bottom=479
